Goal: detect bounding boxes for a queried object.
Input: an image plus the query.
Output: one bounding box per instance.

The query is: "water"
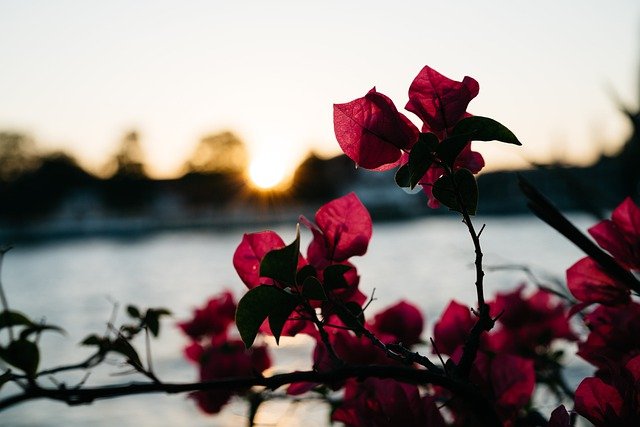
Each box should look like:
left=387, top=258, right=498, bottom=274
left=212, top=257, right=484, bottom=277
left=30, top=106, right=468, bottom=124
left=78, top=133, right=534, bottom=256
left=0, top=214, right=593, bottom=426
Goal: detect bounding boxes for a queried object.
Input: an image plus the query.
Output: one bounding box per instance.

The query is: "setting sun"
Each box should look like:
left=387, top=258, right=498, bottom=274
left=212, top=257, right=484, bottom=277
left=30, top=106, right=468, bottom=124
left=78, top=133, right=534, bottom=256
left=248, top=155, right=288, bottom=190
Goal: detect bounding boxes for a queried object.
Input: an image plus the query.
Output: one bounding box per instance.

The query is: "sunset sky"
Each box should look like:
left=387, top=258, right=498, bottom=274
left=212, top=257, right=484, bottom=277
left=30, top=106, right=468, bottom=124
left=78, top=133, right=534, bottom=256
left=1, top=1, right=639, bottom=179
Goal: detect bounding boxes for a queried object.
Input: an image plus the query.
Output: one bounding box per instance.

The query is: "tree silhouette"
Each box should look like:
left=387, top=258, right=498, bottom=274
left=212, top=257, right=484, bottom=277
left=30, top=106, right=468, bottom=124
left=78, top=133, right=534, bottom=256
left=0, top=132, right=39, bottom=182
left=104, top=131, right=147, bottom=179
left=184, top=131, right=248, bottom=174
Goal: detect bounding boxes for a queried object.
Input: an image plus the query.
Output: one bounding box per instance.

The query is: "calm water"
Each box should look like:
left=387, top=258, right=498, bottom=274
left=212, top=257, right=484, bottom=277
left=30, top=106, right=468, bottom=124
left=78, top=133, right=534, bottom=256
left=1, top=214, right=593, bottom=426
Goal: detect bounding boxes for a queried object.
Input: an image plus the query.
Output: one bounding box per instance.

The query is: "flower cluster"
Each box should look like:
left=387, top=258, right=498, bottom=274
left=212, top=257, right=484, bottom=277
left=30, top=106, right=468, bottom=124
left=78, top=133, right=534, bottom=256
left=333, top=66, right=485, bottom=207
left=431, top=286, right=576, bottom=425
left=565, top=197, right=640, bottom=425
left=178, top=292, right=271, bottom=414
left=232, top=192, right=371, bottom=342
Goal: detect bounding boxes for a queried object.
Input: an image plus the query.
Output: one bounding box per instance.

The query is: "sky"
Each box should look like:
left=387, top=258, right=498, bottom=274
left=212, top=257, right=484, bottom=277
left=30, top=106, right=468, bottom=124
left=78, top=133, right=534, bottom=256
left=1, top=1, right=639, bottom=178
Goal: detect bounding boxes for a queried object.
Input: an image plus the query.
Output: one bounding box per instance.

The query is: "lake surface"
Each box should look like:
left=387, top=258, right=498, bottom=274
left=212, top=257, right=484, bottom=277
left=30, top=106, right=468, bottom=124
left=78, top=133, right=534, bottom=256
left=0, top=214, right=594, bottom=426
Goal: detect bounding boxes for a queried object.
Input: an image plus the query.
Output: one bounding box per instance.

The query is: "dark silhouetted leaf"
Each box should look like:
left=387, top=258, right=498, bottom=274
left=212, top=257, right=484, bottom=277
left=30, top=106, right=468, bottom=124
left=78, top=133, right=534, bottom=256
left=19, top=324, right=65, bottom=340
left=296, top=265, right=317, bottom=286
left=394, top=164, right=411, bottom=188
left=436, top=135, right=472, bottom=168
left=432, top=168, right=478, bottom=215
left=407, top=133, right=438, bottom=189
left=452, top=116, right=521, bottom=145
left=2, top=339, right=39, bottom=377
left=323, top=264, right=353, bottom=290
left=260, top=226, right=300, bottom=285
left=126, top=305, right=141, bottom=319
left=236, top=285, right=299, bottom=348
left=112, top=337, right=142, bottom=367
left=81, top=334, right=103, bottom=346
left=268, top=295, right=300, bottom=345
left=302, top=277, right=327, bottom=301
left=335, top=302, right=365, bottom=335
left=0, top=311, right=33, bottom=330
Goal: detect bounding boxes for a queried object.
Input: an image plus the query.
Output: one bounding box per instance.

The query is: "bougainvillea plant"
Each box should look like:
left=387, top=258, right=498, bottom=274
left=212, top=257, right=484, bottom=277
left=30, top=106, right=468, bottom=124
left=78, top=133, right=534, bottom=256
left=0, top=65, right=638, bottom=427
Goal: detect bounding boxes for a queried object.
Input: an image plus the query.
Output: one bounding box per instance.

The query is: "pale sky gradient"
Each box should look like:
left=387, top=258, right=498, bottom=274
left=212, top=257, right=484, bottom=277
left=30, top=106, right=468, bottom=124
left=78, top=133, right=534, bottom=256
left=1, top=1, right=639, bottom=178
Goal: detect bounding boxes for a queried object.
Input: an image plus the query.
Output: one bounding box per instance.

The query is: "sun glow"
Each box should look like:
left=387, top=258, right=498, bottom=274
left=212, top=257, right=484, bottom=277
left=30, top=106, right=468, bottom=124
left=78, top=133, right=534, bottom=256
left=248, top=155, right=289, bottom=190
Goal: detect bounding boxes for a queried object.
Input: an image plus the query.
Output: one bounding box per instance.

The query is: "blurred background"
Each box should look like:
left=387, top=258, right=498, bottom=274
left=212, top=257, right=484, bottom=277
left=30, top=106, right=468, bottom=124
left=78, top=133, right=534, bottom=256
left=0, top=1, right=639, bottom=425
left=0, top=0, right=639, bottom=237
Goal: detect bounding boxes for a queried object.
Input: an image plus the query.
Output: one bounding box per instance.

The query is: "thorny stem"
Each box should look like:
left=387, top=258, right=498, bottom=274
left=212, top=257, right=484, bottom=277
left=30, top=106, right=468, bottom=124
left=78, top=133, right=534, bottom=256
left=302, top=302, right=342, bottom=366
left=442, top=163, right=493, bottom=379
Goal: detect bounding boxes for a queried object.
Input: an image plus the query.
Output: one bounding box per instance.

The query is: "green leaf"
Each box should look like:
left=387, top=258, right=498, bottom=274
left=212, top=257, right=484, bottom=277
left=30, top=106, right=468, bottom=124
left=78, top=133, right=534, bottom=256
left=236, top=285, right=299, bottom=348
left=111, top=336, right=142, bottom=367
left=2, top=339, right=39, bottom=377
left=452, top=116, right=521, bottom=145
left=19, top=324, right=65, bottom=341
left=0, top=310, right=33, bottom=330
left=296, top=265, right=317, bottom=286
left=407, top=133, right=438, bottom=189
left=145, top=314, right=160, bottom=337
left=323, top=264, right=353, bottom=290
left=260, top=226, right=300, bottom=285
left=436, top=135, right=472, bottom=168
left=81, top=334, right=104, bottom=346
left=335, top=302, right=365, bottom=335
left=394, top=164, right=411, bottom=188
left=81, top=334, right=110, bottom=353
left=126, top=305, right=141, bottom=319
left=268, top=296, right=300, bottom=345
left=302, top=277, right=327, bottom=301
left=432, top=168, right=478, bottom=215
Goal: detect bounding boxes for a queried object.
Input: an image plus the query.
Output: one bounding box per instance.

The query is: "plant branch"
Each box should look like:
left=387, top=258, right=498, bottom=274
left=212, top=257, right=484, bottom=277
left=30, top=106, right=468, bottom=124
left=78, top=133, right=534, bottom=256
left=0, top=365, right=501, bottom=426
left=443, top=164, right=493, bottom=378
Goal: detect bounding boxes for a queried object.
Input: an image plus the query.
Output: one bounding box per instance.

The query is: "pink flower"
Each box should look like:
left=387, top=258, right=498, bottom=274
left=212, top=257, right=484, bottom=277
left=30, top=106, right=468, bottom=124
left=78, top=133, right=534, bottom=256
left=332, top=378, right=446, bottom=427
left=567, top=257, right=631, bottom=306
left=189, top=339, right=271, bottom=414
left=577, top=302, right=640, bottom=369
left=233, top=194, right=372, bottom=340
left=334, top=88, right=419, bottom=171
left=433, top=300, right=476, bottom=356
left=405, top=65, right=480, bottom=136
left=333, top=65, right=486, bottom=209
left=370, top=300, right=424, bottom=346
left=589, top=197, right=640, bottom=271
left=233, top=231, right=288, bottom=288
left=302, top=192, right=372, bottom=265
left=574, top=355, right=640, bottom=426
left=487, top=285, right=576, bottom=357
left=178, top=291, right=236, bottom=342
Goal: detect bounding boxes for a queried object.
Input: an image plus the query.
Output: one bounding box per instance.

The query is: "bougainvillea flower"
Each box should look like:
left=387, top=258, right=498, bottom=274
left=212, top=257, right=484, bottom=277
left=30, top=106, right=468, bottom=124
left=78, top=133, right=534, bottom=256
left=487, top=285, right=576, bottom=357
left=190, top=339, right=271, bottom=414
left=332, top=378, right=446, bottom=427
left=433, top=300, right=476, bottom=356
left=589, top=197, right=640, bottom=271
left=178, top=291, right=237, bottom=342
left=370, top=300, right=424, bottom=346
left=471, top=352, right=536, bottom=425
left=302, top=192, right=372, bottom=264
left=577, top=302, right=640, bottom=369
left=233, top=231, right=288, bottom=288
left=334, top=88, right=419, bottom=170
left=566, top=256, right=631, bottom=306
left=434, top=350, right=535, bottom=426
left=574, top=376, right=625, bottom=425
left=405, top=65, right=479, bottom=135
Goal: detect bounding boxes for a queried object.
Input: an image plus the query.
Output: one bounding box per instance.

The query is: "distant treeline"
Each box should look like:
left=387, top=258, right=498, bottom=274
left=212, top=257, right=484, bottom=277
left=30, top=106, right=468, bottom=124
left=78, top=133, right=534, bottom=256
left=0, top=130, right=357, bottom=220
